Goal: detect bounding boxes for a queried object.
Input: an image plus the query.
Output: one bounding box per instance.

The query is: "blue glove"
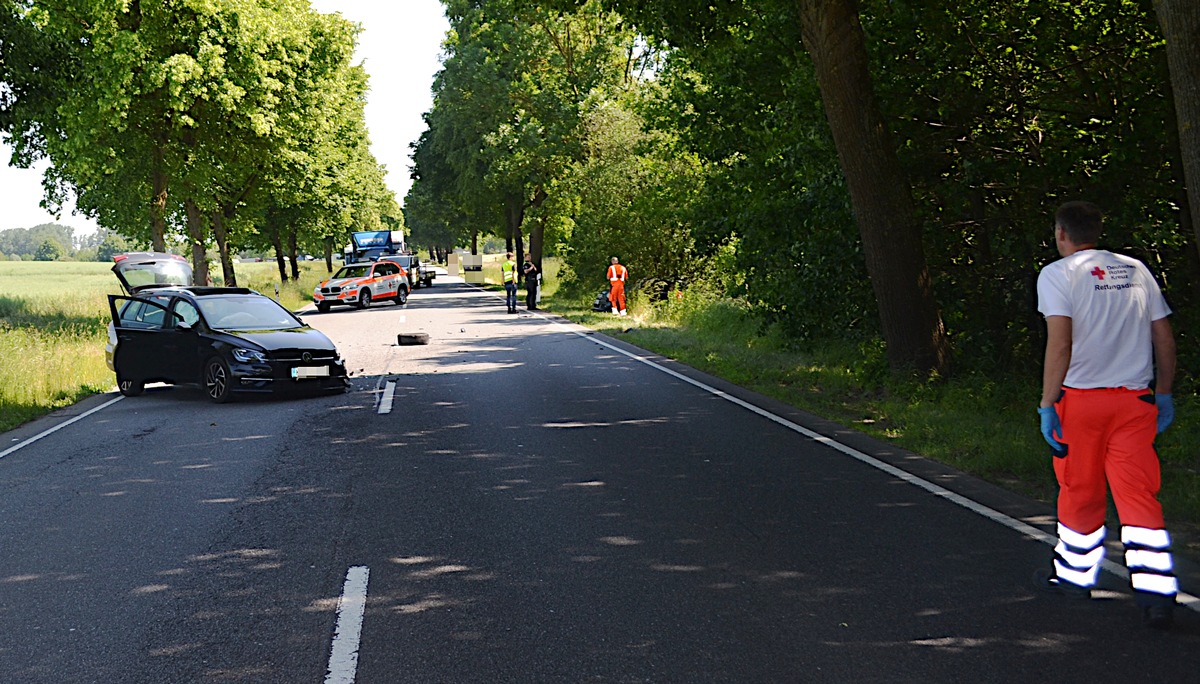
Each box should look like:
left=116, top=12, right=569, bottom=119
left=1037, top=406, right=1066, bottom=455
left=1155, top=394, right=1174, bottom=434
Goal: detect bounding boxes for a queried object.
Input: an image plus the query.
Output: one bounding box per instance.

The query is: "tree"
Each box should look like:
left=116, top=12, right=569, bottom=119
left=410, top=0, right=635, bottom=270
left=795, top=0, right=948, bottom=374
left=587, top=0, right=948, bottom=374
left=1154, top=0, right=1200, bottom=252
left=1, top=1, right=393, bottom=287
left=33, top=239, right=63, bottom=261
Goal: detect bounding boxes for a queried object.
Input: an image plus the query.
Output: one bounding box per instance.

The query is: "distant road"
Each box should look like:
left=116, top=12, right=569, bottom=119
left=2, top=278, right=1199, bottom=683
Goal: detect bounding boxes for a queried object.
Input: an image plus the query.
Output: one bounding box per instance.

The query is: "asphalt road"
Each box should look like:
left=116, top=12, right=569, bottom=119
left=2, top=278, right=1200, bottom=683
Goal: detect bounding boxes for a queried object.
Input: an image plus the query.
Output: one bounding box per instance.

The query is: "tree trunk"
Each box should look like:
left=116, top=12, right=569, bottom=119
left=210, top=210, right=237, bottom=287
left=271, top=229, right=287, bottom=282
left=506, top=193, right=526, bottom=263
left=528, top=187, right=548, bottom=272
left=150, top=143, right=167, bottom=252
left=288, top=231, right=299, bottom=280
left=797, top=0, right=949, bottom=375
left=184, top=198, right=209, bottom=286
left=1154, top=0, right=1200, bottom=258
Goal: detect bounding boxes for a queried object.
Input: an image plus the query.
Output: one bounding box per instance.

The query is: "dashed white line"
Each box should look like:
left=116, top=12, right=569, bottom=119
left=378, top=381, right=396, bottom=415
left=325, top=565, right=370, bottom=684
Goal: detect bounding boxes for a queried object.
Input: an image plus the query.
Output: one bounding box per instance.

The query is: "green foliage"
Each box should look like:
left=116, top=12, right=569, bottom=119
left=554, top=94, right=710, bottom=296
left=863, top=0, right=1191, bottom=373
left=408, top=0, right=638, bottom=256
left=0, top=1, right=395, bottom=284
left=0, top=224, right=77, bottom=260
left=33, top=239, right=64, bottom=261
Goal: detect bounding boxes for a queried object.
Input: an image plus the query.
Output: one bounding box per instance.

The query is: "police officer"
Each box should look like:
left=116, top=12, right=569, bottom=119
left=522, top=253, right=539, bottom=311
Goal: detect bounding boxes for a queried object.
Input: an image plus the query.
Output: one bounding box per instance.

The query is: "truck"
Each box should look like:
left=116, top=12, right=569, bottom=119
left=344, top=230, right=404, bottom=263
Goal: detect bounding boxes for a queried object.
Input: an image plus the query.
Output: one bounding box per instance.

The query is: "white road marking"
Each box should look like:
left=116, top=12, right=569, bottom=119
left=325, top=565, right=370, bottom=684
left=378, top=381, right=396, bottom=415
left=0, top=395, right=124, bottom=461
left=551, top=320, right=1200, bottom=612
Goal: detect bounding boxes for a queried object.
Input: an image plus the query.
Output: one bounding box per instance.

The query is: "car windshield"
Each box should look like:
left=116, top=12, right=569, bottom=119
left=197, top=296, right=302, bottom=330
left=334, top=265, right=372, bottom=279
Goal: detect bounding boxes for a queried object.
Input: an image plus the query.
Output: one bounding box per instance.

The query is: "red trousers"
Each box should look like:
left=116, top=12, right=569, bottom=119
left=1054, top=387, right=1164, bottom=532
left=609, top=280, right=626, bottom=311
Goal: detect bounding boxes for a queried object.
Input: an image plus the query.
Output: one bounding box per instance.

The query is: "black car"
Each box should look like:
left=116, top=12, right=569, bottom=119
left=106, top=253, right=349, bottom=402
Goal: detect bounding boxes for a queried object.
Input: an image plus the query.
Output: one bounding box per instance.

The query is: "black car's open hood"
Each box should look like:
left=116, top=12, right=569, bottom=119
left=112, top=252, right=194, bottom=295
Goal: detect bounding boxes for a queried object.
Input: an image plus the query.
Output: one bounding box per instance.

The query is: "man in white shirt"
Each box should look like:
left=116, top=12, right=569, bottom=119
left=1035, top=201, right=1179, bottom=629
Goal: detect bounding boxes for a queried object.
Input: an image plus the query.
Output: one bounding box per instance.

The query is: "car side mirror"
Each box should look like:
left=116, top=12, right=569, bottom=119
left=176, top=322, right=194, bottom=332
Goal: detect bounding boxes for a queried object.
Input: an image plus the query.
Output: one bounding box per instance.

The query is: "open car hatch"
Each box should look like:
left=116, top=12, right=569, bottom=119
left=112, top=252, right=194, bottom=295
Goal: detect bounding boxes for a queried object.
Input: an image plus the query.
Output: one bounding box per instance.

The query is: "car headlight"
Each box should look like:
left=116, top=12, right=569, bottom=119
left=232, top=348, right=268, bottom=363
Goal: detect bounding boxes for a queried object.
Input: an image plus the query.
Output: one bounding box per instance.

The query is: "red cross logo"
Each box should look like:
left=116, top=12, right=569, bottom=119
left=1090, top=267, right=1106, bottom=280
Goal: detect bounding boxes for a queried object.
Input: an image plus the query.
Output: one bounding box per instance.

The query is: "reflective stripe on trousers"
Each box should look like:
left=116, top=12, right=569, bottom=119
left=1123, top=525, right=1178, bottom=601
left=1054, top=522, right=1178, bottom=603
left=1054, top=522, right=1105, bottom=588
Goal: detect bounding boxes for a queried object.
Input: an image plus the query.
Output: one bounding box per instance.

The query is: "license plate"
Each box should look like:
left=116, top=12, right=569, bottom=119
left=291, top=366, right=330, bottom=379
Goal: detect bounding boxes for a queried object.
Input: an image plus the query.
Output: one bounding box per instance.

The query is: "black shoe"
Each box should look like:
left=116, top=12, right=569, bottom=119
left=1143, top=604, right=1174, bottom=630
left=1033, top=568, right=1091, bottom=600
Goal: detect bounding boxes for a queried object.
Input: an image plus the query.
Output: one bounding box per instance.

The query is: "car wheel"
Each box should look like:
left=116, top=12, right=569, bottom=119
left=117, top=373, right=144, bottom=397
left=204, top=357, right=233, bottom=403
left=395, top=287, right=408, bottom=305
left=357, top=290, right=372, bottom=309
left=317, top=302, right=331, bottom=314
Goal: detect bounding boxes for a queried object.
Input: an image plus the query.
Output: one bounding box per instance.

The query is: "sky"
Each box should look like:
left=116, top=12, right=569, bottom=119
left=0, top=0, right=449, bottom=236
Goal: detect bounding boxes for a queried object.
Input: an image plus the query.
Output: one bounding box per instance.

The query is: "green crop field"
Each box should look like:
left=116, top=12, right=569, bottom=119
left=0, top=259, right=334, bottom=432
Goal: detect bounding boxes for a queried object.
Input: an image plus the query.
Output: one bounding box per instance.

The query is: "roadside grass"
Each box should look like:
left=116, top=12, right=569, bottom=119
left=0, top=260, right=337, bottom=432
left=539, top=280, right=1200, bottom=543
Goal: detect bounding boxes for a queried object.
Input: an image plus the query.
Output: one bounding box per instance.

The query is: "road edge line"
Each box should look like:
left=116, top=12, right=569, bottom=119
left=562, top=325, right=1200, bottom=612
left=0, top=395, right=125, bottom=461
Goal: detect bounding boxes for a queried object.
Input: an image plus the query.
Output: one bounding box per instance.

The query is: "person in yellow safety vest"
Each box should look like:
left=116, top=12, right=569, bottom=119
left=501, top=252, right=518, bottom=314
left=607, top=257, right=628, bottom=316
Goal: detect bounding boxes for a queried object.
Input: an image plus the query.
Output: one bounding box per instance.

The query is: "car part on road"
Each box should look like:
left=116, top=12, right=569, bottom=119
left=397, top=332, right=429, bottom=345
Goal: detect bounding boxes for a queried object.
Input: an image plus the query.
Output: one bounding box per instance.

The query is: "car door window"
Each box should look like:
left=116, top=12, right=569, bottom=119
left=171, top=300, right=200, bottom=329
left=118, top=297, right=171, bottom=329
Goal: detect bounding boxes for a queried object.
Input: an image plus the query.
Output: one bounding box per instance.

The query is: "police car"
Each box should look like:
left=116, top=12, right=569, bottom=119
left=313, top=260, right=409, bottom=313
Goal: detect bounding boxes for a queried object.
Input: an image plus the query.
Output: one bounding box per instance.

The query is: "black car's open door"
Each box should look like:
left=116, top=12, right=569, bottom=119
left=108, top=295, right=174, bottom=384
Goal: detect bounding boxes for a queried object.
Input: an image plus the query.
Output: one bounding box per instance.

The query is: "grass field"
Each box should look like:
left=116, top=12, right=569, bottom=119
left=0, top=259, right=334, bottom=431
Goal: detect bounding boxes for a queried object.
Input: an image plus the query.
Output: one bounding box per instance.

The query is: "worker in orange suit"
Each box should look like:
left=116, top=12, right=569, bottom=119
left=607, top=257, right=628, bottom=316
left=1035, top=201, right=1179, bottom=630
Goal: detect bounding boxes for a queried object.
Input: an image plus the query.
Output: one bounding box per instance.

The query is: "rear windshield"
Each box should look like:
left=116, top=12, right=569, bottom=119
left=334, top=264, right=372, bottom=279
left=119, top=259, right=192, bottom=289
left=197, top=296, right=302, bottom=330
